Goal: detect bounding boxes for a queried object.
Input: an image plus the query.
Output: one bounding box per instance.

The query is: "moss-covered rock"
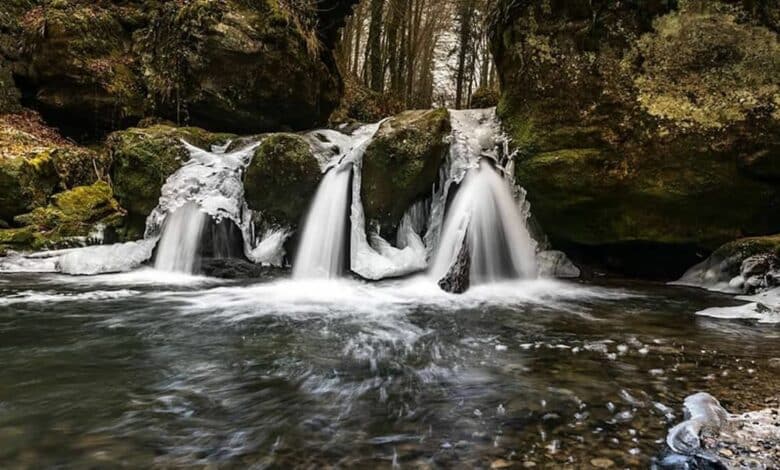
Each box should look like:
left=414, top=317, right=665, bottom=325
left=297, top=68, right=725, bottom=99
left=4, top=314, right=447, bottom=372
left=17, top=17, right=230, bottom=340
left=244, top=133, right=320, bottom=227
left=491, top=0, right=780, bottom=274
left=361, top=109, right=451, bottom=234
left=108, top=124, right=234, bottom=233
left=1, top=181, right=125, bottom=250
left=2, top=0, right=357, bottom=137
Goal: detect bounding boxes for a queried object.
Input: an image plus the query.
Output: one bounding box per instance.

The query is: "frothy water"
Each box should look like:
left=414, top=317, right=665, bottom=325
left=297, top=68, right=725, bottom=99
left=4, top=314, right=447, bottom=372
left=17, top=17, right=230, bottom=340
left=431, top=161, right=537, bottom=284
left=293, top=165, right=353, bottom=279
left=154, top=202, right=209, bottom=274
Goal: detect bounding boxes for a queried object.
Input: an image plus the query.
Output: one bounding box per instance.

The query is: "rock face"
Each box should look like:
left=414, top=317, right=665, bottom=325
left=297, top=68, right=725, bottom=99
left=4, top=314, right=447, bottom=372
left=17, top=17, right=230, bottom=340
left=491, top=0, right=780, bottom=276
left=362, top=108, right=451, bottom=235
left=108, top=124, right=234, bottom=236
left=244, top=133, right=321, bottom=228
left=0, top=0, right=358, bottom=137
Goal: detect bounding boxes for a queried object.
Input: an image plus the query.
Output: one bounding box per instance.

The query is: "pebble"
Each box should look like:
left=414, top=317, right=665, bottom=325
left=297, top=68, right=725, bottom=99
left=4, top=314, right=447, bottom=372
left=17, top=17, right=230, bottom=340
left=718, top=448, right=734, bottom=458
left=589, top=457, right=615, bottom=468
left=491, top=459, right=511, bottom=469
left=768, top=358, right=780, bottom=369
left=522, top=462, right=536, bottom=468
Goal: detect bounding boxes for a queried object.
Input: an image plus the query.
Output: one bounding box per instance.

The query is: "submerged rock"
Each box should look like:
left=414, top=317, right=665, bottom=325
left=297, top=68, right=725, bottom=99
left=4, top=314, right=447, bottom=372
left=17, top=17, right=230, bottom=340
left=199, top=258, right=287, bottom=280
left=244, top=133, right=321, bottom=228
left=491, top=0, right=780, bottom=276
left=438, top=237, right=470, bottom=294
left=362, top=108, right=451, bottom=236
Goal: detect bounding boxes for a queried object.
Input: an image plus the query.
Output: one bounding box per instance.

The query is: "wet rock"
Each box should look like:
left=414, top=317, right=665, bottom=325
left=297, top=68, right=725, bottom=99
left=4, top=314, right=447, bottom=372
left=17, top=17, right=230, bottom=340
left=108, top=124, right=234, bottom=236
left=244, top=133, right=321, bottom=228
left=537, top=250, right=580, bottom=279
left=362, top=109, right=451, bottom=236
left=589, top=458, right=614, bottom=468
left=676, top=234, right=780, bottom=293
left=438, top=236, right=470, bottom=294
left=659, top=392, right=780, bottom=469
left=199, top=258, right=287, bottom=280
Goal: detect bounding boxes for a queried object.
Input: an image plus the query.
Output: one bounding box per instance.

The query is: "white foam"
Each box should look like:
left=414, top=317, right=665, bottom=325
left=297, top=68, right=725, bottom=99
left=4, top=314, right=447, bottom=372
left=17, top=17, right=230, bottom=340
left=0, top=289, right=139, bottom=306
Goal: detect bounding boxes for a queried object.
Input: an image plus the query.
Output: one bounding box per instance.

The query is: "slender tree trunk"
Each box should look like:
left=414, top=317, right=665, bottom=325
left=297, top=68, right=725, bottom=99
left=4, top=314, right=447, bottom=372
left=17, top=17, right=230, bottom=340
left=367, top=0, right=385, bottom=91
left=455, top=0, right=476, bottom=109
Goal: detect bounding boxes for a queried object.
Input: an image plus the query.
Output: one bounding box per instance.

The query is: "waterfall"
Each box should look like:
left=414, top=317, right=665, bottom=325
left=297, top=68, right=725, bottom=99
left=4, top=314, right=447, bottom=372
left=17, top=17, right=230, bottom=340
left=153, top=202, right=209, bottom=273
left=293, top=164, right=353, bottom=279
left=430, top=160, right=537, bottom=284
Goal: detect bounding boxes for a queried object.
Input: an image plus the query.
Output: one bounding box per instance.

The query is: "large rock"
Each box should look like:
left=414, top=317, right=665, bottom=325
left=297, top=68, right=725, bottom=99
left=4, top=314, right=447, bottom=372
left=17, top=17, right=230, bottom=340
left=108, top=124, right=234, bottom=236
left=1, top=0, right=358, bottom=137
left=0, top=112, right=109, bottom=222
left=244, top=133, right=321, bottom=228
left=361, top=108, right=451, bottom=235
left=491, top=0, right=780, bottom=276
left=1, top=181, right=125, bottom=251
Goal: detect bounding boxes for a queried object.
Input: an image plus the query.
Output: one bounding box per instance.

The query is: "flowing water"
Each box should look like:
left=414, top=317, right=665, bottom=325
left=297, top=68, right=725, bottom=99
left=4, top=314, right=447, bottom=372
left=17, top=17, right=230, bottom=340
left=293, top=165, right=353, bottom=279
left=154, top=203, right=210, bottom=274
left=431, top=161, right=537, bottom=284
left=1, top=273, right=778, bottom=468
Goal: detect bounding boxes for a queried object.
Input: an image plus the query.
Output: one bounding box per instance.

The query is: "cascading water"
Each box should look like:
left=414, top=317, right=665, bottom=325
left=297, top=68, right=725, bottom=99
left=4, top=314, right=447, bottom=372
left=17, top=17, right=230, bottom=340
left=293, top=164, right=353, bottom=279
left=153, top=202, right=209, bottom=274
left=430, top=160, right=538, bottom=284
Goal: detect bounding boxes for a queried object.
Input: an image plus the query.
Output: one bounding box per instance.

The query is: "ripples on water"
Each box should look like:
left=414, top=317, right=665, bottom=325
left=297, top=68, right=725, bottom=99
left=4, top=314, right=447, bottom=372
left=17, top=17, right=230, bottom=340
left=0, top=272, right=778, bottom=468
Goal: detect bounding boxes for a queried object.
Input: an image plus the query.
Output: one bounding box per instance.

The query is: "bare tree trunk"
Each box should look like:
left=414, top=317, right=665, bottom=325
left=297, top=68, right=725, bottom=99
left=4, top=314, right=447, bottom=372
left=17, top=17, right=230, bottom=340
left=367, top=0, right=385, bottom=91
left=455, top=0, right=476, bottom=109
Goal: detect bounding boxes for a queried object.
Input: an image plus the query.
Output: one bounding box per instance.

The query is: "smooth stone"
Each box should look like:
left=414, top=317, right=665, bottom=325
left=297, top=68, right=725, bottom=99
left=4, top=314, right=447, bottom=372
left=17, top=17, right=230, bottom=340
left=589, top=458, right=615, bottom=468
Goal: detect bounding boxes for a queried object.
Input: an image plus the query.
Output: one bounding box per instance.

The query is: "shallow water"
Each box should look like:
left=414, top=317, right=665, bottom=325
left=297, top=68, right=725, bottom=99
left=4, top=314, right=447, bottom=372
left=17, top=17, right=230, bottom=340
left=1, top=273, right=778, bottom=468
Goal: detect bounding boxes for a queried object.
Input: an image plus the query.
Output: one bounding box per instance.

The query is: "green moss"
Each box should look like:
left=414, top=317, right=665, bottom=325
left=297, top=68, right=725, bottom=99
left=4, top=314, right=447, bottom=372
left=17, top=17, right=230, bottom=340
left=362, top=109, right=451, bottom=234
left=108, top=124, right=235, bottom=233
left=12, top=181, right=125, bottom=249
left=244, top=133, right=320, bottom=227
left=0, top=151, right=58, bottom=221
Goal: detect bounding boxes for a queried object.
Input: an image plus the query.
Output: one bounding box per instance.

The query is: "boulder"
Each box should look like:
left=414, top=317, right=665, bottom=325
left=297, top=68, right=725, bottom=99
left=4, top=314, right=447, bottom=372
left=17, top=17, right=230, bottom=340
left=491, top=0, right=780, bottom=276
left=0, top=112, right=108, bottom=222
left=676, top=234, right=780, bottom=292
left=362, top=108, right=451, bottom=235
left=108, top=124, right=234, bottom=235
left=1, top=181, right=125, bottom=250
left=244, top=133, right=321, bottom=228
left=2, top=0, right=358, bottom=137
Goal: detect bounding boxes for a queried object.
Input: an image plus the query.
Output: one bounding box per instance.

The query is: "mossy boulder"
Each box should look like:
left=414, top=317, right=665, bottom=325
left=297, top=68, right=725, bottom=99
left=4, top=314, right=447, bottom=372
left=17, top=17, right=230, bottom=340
left=244, top=133, right=320, bottom=227
left=108, top=124, right=234, bottom=233
left=491, top=0, right=780, bottom=275
left=3, top=0, right=357, bottom=137
left=0, top=112, right=107, bottom=222
left=361, top=109, right=451, bottom=235
left=1, top=181, right=125, bottom=250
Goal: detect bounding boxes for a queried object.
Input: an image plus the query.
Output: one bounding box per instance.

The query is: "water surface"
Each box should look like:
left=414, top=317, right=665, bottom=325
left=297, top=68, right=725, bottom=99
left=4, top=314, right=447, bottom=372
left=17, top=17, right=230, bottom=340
left=1, top=273, right=778, bottom=468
